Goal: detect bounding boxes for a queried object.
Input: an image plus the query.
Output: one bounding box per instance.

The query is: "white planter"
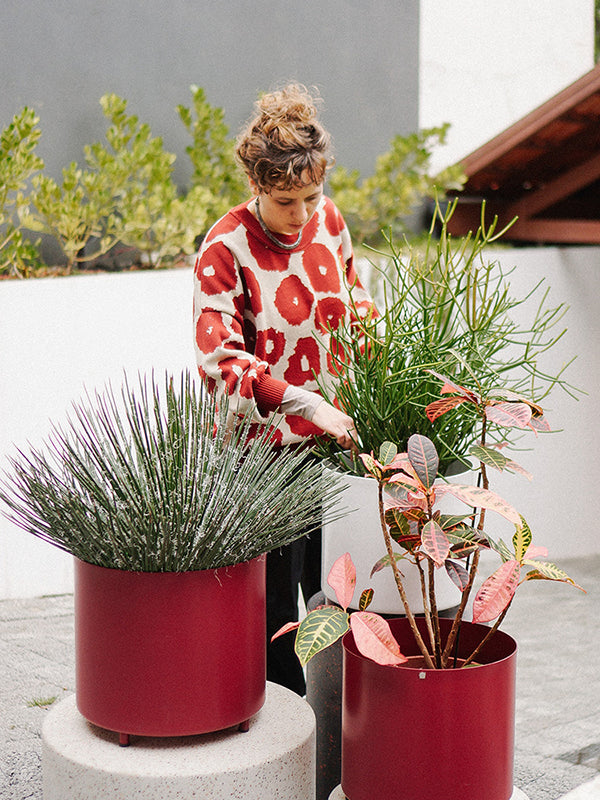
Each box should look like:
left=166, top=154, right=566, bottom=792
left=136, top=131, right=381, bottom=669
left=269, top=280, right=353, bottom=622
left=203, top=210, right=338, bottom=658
left=321, top=471, right=460, bottom=614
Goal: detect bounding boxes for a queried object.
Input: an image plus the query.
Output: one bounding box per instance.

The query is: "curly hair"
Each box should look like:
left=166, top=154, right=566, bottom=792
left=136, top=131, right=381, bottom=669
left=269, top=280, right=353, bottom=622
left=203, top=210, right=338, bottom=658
left=236, top=84, right=333, bottom=192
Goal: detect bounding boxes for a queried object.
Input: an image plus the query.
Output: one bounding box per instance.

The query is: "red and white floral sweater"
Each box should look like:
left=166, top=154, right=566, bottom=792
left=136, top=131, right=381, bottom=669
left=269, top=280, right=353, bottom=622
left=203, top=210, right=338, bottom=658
left=193, top=195, right=373, bottom=445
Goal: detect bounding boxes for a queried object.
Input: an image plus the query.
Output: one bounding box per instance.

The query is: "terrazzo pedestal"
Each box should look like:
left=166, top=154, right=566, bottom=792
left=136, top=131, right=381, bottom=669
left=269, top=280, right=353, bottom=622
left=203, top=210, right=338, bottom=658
left=42, top=682, right=315, bottom=800
left=328, top=786, right=529, bottom=799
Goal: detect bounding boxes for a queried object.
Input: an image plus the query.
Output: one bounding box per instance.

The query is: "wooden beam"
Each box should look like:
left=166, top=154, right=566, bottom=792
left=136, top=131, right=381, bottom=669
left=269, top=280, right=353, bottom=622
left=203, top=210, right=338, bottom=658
left=500, top=218, right=600, bottom=244
left=448, top=202, right=600, bottom=244
left=458, top=65, right=600, bottom=175
left=507, top=150, right=600, bottom=218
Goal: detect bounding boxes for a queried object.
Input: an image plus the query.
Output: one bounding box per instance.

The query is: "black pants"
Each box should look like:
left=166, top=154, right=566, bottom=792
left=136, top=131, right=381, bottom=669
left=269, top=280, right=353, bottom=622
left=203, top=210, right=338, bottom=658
left=266, top=526, right=322, bottom=696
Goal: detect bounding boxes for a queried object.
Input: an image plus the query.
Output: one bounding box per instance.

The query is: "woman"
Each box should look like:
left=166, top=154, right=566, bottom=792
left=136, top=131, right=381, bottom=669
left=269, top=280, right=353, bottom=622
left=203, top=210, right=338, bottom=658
left=193, top=83, right=373, bottom=694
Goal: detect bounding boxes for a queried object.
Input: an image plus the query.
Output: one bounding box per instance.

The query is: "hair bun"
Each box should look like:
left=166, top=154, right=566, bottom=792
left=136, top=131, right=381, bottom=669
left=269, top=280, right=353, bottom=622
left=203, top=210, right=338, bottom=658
left=256, top=84, right=320, bottom=136
left=236, top=83, right=332, bottom=191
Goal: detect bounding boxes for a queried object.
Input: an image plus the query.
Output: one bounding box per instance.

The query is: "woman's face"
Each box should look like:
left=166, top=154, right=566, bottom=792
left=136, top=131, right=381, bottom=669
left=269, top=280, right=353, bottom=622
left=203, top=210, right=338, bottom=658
left=253, top=179, right=323, bottom=235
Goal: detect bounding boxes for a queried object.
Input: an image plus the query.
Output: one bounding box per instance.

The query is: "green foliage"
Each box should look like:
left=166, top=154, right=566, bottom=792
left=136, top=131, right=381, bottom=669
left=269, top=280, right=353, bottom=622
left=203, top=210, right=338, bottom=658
left=315, top=200, right=576, bottom=474
left=2, top=88, right=463, bottom=276
left=294, top=606, right=349, bottom=666
left=177, top=85, right=247, bottom=220
left=328, top=125, right=465, bottom=248
left=24, top=162, right=116, bottom=272
left=117, top=183, right=211, bottom=266
left=86, top=93, right=210, bottom=268
left=23, top=93, right=216, bottom=272
left=0, top=107, right=44, bottom=277
left=0, top=372, right=345, bottom=571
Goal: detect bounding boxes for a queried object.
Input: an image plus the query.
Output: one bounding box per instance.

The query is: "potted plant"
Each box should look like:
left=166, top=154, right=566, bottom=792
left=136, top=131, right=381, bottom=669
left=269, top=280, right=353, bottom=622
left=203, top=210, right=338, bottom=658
left=0, top=371, right=343, bottom=745
left=315, top=200, right=574, bottom=615
left=277, top=371, right=584, bottom=800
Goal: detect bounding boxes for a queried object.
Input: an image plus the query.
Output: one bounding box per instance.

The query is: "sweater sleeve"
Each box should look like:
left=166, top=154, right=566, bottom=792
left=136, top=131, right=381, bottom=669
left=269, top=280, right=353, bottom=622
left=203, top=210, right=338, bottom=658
left=193, top=238, right=287, bottom=418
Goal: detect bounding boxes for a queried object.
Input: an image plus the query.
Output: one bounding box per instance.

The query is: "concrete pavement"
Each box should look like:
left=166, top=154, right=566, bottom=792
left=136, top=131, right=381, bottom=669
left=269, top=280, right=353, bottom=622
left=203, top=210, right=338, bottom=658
left=1, top=555, right=598, bottom=799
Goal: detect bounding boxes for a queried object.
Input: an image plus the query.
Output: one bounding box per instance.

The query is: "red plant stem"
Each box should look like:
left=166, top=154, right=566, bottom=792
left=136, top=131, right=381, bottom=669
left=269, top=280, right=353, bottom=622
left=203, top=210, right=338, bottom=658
left=378, top=481, right=435, bottom=668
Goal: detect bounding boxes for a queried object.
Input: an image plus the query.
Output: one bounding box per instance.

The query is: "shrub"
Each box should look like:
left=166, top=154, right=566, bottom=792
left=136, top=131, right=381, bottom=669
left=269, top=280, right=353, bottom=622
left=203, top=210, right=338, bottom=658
left=23, top=161, right=116, bottom=274
left=177, top=85, right=247, bottom=222
left=328, top=124, right=465, bottom=248
left=86, top=94, right=211, bottom=268
left=0, top=108, right=44, bottom=277
left=2, top=90, right=463, bottom=276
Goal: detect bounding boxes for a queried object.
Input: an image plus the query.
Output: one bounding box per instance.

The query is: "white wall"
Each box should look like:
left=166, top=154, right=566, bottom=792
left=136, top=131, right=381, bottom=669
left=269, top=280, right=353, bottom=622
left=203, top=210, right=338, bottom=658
left=480, top=246, right=600, bottom=564
left=1, top=247, right=599, bottom=598
left=419, top=0, right=596, bottom=172
left=0, top=267, right=196, bottom=598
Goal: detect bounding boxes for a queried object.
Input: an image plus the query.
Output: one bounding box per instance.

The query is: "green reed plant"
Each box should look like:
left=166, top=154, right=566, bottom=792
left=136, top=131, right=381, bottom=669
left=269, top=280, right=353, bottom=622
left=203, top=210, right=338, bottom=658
left=0, top=372, right=343, bottom=572
left=315, top=200, right=576, bottom=474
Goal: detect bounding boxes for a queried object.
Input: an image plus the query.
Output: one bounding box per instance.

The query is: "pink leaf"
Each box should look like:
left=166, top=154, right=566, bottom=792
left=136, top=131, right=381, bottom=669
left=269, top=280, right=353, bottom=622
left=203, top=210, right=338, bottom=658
left=349, top=612, right=407, bottom=666
left=528, top=414, right=552, bottom=432
left=382, top=453, right=412, bottom=472
left=425, top=396, right=467, bottom=422
left=387, top=472, right=421, bottom=491
left=327, top=552, right=356, bottom=610
left=427, top=371, right=479, bottom=402
left=505, top=459, right=533, bottom=481
left=523, top=544, right=548, bottom=559
left=485, top=402, right=532, bottom=429
left=271, top=621, right=300, bottom=642
left=384, top=491, right=429, bottom=516
left=436, top=483, right=521, bottom=525
left=421, top=520, right=450, bottom=567
left=472, top=560, right=521, bottom=624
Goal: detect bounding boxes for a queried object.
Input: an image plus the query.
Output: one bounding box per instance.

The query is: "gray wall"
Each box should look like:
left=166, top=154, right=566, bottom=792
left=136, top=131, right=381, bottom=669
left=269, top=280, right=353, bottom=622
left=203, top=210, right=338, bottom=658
left=2, top=0, right=419, bottom=187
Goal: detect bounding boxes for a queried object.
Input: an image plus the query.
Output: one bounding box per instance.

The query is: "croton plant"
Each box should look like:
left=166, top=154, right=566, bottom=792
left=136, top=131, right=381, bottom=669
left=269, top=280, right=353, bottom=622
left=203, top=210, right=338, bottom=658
left=274, top=371, right=584, bottom=670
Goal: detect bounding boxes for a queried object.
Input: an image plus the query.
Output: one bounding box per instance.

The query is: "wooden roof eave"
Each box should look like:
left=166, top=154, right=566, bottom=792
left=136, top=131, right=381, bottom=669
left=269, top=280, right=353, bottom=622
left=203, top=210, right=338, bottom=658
left=458, top=66, right=600, bottom=177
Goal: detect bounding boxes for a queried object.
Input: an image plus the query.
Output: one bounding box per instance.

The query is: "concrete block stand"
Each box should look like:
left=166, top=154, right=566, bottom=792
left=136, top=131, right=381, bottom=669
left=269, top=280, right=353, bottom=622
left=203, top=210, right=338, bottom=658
left=328, top=785, right=530, bottom=799
left=42, top=682, right=315, bottom=799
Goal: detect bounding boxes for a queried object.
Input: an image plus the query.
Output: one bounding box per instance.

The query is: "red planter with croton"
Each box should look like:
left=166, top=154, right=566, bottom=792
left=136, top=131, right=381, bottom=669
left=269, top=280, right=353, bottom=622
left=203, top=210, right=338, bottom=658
left=341, top=616, right=517, bottom=800
left=74, top=555, right=266, bottom=742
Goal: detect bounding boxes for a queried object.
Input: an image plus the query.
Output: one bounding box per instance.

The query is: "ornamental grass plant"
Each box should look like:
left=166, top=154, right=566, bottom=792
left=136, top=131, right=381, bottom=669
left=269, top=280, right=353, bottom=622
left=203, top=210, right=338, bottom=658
left=0, top=372, right=342, bottom=572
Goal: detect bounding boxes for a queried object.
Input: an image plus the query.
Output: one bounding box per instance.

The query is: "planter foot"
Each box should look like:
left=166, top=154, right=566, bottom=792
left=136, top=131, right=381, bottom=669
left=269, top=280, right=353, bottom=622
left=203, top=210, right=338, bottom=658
left=238, top=718, right=250, bottom=732
left=119, top=733, right=130, bottom=747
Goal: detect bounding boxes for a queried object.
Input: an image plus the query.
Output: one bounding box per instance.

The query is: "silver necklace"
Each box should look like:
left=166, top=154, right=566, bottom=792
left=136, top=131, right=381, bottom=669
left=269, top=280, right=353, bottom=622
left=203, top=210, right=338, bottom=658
left=254, top=198, right=302, bottom=250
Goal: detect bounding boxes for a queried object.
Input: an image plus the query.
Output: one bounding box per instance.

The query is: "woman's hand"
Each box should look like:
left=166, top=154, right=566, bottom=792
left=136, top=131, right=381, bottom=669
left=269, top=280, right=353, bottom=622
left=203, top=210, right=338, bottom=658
left=311, top=401, right=358, bottom=451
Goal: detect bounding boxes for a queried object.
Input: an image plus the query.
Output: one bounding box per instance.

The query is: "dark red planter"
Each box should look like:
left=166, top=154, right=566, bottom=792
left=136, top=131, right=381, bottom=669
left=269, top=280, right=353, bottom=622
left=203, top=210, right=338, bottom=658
left=74, top=555, right=266, bottom=740
left=342, top=616, right=517, bottom=800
